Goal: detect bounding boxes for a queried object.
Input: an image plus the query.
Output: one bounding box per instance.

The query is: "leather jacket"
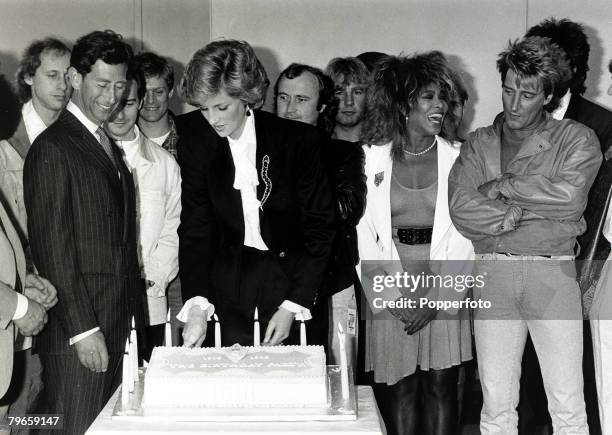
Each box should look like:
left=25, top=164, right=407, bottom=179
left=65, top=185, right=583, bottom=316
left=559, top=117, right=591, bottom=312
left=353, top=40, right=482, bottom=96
left=449, top=113, right=602, bottom=256
left=319, top=138, right=366, bottom=297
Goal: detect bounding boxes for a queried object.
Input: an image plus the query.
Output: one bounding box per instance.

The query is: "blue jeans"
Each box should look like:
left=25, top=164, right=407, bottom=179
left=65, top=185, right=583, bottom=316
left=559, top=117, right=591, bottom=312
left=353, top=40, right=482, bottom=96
left=473, top=254, right=588, bottom=435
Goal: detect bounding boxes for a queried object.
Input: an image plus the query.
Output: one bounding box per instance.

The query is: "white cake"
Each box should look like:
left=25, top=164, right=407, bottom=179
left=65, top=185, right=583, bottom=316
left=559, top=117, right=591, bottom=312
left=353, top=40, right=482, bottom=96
left=143, top=344, right=328, bottom=408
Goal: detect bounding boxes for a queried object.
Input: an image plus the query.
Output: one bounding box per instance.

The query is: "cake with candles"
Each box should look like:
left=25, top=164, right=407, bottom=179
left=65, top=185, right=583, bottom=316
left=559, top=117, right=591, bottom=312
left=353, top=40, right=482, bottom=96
left=142, top=344, right=328, bottom=409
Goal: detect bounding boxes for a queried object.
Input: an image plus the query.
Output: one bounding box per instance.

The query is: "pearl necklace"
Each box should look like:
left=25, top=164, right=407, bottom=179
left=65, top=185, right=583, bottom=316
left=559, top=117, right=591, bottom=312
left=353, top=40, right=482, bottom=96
left=403, top=138, right=437, bottom=157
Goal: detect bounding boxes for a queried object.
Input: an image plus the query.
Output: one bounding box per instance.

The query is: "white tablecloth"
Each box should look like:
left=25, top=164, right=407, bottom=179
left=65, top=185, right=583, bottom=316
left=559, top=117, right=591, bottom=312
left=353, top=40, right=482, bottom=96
left=86, top=386, right=385, bottom=435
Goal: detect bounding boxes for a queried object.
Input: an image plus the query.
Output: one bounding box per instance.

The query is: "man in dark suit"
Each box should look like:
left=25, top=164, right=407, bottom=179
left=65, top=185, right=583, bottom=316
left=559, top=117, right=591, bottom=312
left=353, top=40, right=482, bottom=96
left=517, top=18, right=612, bottom=435
left=24, top=30, right=142, bottom=434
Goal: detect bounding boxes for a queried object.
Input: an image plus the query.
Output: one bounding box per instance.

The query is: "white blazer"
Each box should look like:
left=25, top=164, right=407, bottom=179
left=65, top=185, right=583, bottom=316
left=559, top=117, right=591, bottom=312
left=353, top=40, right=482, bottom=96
left=122, top=131, right=181, bottom=325
left=356, top=136, right=475, bottom=311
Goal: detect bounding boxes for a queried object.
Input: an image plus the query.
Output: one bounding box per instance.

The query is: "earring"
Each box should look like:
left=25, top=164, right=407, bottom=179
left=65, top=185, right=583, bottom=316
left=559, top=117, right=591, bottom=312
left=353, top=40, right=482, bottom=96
left=246, top=105, right=252, bottom=117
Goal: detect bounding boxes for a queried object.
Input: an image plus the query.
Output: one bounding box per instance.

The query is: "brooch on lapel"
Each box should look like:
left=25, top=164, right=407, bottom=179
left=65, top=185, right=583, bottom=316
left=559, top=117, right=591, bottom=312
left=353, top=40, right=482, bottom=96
left=374, top=171, right=384, bottom=187
left=260, top=154, right=272, bottom=210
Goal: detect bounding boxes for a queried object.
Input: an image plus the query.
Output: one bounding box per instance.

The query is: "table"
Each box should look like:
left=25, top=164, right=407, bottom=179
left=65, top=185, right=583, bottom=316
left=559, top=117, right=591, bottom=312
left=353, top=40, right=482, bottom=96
left=86, top=386, right=386, bottom=434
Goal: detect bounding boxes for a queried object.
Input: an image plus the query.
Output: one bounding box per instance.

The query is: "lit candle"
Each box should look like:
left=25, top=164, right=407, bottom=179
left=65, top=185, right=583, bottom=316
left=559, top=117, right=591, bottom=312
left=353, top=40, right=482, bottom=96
left=122, top=339, right=130, bottom=406
left=130, top=317, right=138, bottom=382
left=337, top=322, right=350, bottom=399
left=300, top=318, right=307, bottom=346
left=164, top=308, right=172, bottom=347
left=213, top=313, right=221, bottom=348
left=254, top=307, right=260, bottom=347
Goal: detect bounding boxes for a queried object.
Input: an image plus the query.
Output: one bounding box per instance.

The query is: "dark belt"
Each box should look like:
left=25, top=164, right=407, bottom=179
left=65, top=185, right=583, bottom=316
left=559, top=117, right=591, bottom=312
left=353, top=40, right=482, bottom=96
left=396, top=228, right=433, bottom=245
left=495, top=252, right=553, bottom=258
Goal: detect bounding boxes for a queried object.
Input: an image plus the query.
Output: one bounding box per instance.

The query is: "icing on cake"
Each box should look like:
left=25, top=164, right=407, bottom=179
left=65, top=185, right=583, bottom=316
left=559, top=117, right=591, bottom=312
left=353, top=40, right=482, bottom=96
left=143, top=344, right=328, bottom=408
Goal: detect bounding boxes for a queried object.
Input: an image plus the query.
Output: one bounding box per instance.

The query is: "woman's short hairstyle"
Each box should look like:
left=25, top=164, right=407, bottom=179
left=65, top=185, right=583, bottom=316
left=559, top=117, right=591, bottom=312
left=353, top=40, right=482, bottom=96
left=361, top=51, right=454, bottom=161
left=71, top=30, right=133, bottom=77
left=16, top=37, right=70, bottom=103
left=497, top=36, right=572, bottom=113
left=180, top=39, right=269, bottom=108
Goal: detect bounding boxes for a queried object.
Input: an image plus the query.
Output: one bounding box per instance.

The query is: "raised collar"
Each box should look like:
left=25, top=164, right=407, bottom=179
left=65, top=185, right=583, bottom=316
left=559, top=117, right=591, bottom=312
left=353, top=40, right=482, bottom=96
left=22, top=100, right=47, bottom=144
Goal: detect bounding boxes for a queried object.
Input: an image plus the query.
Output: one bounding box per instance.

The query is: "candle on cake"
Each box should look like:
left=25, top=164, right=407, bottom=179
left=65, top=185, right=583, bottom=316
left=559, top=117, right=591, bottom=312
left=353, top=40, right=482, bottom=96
left=214, top=313, right=221, bottom=348
left=254, top=307, right=260, bottom=347
left=337, top=322, right=350, bottom=399
left=164, top=308, right=172, bottom=347
left=300, top=318, right=307, bottom=346
left=130, top=317, right=138, bottom=382
left=122, top=339, right=130, bottom=406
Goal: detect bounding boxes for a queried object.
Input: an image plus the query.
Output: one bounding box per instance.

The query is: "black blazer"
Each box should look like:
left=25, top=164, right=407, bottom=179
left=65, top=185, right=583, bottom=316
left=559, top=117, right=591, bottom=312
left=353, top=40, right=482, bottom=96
left=566, top=95, right=612, bottom=289
left=23, top=110, right=143, bottom=354
left=176, top=110, right=336, bottom=309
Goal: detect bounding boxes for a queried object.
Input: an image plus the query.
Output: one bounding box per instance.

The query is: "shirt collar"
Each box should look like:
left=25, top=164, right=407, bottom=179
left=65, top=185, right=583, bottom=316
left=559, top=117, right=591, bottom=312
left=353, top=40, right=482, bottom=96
left=227, top=112, right=256, bottom=150
left=115, top=125, right=142, bottom=167
left=67, top=100, right=100, bottom=136
left=22, top=100, right=47, bottom=143
left=551, top=90, right=571, bottom=120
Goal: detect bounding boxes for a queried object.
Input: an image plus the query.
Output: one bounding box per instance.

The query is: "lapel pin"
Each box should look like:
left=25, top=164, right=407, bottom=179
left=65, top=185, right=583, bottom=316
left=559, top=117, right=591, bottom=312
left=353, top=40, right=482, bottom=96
left=374, top=171, right=384, bottom=187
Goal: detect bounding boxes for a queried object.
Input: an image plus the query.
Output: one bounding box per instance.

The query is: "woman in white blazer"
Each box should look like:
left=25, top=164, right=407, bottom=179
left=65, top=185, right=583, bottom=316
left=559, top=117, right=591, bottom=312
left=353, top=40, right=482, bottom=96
left=357, top=52, right=474, bottom=435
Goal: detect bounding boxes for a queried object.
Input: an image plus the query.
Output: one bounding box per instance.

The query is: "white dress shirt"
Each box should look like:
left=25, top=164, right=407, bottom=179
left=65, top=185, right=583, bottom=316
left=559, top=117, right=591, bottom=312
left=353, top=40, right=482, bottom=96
left=178, top=112, right=311, bottom=324
left=552, top=90, right=572, bottom=120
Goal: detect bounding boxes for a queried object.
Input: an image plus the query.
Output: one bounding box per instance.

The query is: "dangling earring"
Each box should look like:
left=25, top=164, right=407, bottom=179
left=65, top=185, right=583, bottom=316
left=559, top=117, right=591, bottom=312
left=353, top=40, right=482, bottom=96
left=246, top=105, right=252, bottom=117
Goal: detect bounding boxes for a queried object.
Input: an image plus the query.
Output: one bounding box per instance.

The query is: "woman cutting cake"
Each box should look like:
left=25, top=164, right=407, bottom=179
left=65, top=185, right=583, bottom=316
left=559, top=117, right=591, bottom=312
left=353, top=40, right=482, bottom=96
left=175, top=40, right=336, bottom=348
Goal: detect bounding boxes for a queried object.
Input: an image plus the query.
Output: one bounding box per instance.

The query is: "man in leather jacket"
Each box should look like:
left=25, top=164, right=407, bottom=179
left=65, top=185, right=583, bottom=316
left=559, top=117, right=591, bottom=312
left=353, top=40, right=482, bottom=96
left=449, top=36, right=601, bottom=435
left=274, top=63, right=366, bottom=355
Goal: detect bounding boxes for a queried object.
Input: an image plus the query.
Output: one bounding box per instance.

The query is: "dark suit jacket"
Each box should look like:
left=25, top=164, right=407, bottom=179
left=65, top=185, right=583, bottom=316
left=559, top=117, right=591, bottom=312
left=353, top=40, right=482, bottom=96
left=23, top=109, right=143, bottom=354
left=176, top=109, right=335, bottom=310
left=566, top=94, right=612, bottom=289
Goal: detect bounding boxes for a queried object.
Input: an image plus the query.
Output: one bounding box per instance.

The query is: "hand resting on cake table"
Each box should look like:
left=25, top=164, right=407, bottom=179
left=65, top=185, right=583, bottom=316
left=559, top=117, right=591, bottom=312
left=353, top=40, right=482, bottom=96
left=263, top=307, right=295, bottom=346
left=182, top=305, right=208, bottom=348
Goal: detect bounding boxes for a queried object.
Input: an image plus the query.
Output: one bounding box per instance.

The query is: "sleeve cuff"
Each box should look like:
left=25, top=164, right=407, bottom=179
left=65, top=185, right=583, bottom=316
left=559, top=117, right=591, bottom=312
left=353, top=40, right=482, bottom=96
left=176, top=296, right=215, bottom=322
left=146, top=283, right=166, bottom=298
left=12, top=292, right=28, bottom=320
left=498, top=205, right=523, bottom=233
left=280, top=300, right=312, bottom=321
left=69, top=327, right=101, bottom=345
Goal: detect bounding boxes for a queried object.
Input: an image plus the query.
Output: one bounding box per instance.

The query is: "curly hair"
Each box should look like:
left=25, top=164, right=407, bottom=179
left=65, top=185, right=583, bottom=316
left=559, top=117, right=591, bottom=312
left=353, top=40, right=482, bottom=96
left=440, top=69, right=469, bottom=142
left=274, top=63, right=337, bottom=135
left=179, top=39, right=269, bottom=108
left=133, top=51, right=174, bottom=90
left=526, top=17, right=589, bottom=95
left=361, top=51, right=454, bottom=161
left=71, top=30, right=133, bottom=77
left=497, top=36, right=572, bottom=112
left=15, top=37, right=70, bottom=103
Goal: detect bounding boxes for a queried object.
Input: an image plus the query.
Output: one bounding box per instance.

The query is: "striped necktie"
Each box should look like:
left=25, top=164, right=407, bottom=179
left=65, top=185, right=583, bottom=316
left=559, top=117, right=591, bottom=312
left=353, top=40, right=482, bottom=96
left=96, top=127, right=118, bottom=169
